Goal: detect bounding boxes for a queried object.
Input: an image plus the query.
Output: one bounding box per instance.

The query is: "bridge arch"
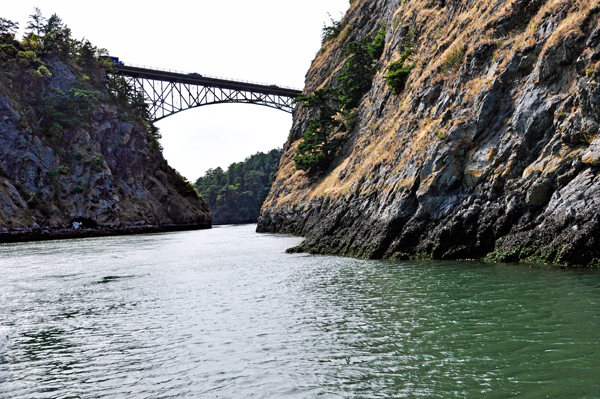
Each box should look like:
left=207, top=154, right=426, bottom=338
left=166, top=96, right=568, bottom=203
left=112, top=64, right=301, bottom=122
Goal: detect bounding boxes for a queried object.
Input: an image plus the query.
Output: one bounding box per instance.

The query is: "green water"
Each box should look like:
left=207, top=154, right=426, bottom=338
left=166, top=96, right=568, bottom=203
left=0, top=224, right=599, bottom=398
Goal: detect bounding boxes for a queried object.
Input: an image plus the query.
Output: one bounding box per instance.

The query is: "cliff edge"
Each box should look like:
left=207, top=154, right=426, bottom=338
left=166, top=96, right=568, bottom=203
left=258, top=0, right=600, bottom=266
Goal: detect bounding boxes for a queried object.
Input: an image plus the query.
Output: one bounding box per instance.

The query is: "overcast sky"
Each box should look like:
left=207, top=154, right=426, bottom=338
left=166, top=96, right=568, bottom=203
left=3, top=0, right=349, bottom=181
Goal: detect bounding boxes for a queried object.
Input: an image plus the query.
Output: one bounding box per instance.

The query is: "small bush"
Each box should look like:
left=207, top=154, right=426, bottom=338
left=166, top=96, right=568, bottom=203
left=48, top=164, right=70, bottom=181
left=16, top=50, right=39, bottom=66
left=441, top=45, right=465, bottom=74
left=56, top=164, right=70, bottom=174
left=47, top=122, right=63, bottom=140
left=321, top=14, right=343, bottom=44
left=85, top=153, right=106, bottom=173
left=71, top=88, right=98, bottom=101
left=385, top=61, right=414, bottom=94
left=385, top=27, right=415, bottom=95
left=587, top=69, right=595, bottom=77
left=26, top=191, right=39, bottom=208
left=69, top=182, right=88, bottom=195
left=581, top=131, right=598, bottom=145
left=368, top=23, right=387, bottom=60
left=33, top=65, right=51, bottom=78
left=434, top=129, right=447, bottom=141
left=173, top=171, right=199, bottom=198
left=341, top=108, right=358, bottom=131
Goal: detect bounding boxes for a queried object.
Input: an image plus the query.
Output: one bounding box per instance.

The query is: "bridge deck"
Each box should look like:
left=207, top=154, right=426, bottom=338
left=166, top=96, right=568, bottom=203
left=112, top=64, right=302, bottom=99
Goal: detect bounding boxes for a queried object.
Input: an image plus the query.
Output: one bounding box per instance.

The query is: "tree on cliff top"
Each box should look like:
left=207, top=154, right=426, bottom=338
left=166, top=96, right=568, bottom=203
left=0, top=18, right=19, bottom=37
left=0, top=9, right=163, bottom=164
left=25, top=8, right=46, bottom=36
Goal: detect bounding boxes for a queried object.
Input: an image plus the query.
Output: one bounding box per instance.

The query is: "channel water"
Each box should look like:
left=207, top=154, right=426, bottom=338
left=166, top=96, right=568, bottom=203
left=0, top=224, right=599, bottom=398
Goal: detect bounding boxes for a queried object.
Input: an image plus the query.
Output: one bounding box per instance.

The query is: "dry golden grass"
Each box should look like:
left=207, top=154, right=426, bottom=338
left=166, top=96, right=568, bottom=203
left=338, top=25, right=353, bottom=44
left=266, top=0, right=600, bottom=208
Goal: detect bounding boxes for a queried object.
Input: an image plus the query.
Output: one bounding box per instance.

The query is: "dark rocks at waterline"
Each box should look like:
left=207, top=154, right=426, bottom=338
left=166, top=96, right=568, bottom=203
left=0, top=223, right=210, bottom=244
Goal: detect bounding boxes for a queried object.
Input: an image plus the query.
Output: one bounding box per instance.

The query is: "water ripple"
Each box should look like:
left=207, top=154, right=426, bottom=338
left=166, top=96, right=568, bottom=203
left=1, top=226, right=600, bottom=397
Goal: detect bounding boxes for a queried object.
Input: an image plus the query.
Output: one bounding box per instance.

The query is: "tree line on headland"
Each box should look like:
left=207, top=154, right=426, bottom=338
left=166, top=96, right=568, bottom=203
left=194, top=149, right=282, bottom=225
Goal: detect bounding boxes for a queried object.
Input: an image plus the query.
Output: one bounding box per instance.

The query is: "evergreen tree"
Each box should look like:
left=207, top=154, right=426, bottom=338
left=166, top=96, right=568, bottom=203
left=25, top=7, right=46, bottom=36
left=293, top=24, right=389, bottom=173
left=0, top=18, right=19, bottom=37
left=44, top=13, right=64, bottom=35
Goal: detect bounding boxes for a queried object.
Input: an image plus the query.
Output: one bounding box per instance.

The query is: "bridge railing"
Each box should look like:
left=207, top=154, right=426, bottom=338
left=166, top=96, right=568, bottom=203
left=119, top=63, right=302, bottom=92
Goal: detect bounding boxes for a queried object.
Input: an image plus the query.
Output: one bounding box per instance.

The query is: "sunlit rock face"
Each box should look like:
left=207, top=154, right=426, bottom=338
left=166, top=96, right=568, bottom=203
left=0, top=58, right=210, bottom=242
left=258, top=0, right=600, bottom=266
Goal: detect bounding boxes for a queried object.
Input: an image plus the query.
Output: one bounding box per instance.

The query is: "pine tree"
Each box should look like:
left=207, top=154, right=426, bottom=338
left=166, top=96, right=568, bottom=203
left=25, top=8, right=46, bottom=37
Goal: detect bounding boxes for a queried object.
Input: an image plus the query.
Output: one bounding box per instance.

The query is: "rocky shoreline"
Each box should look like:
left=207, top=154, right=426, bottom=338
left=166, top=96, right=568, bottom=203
left=0, top=222, right=211, bottom=244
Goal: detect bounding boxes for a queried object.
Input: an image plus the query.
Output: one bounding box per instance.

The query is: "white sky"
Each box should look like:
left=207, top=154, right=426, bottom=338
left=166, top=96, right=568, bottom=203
left=3, top=0, right=349, bottom=181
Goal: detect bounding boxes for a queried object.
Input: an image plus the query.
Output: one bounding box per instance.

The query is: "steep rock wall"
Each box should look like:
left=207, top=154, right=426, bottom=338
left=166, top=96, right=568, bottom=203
left=0, top=57, right=210, bottom=242
left=258, top=0, right=600, bottom=266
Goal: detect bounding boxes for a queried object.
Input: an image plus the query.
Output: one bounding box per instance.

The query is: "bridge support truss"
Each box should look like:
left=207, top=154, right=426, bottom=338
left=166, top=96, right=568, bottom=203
left=112, top=65, right=301, bottom=122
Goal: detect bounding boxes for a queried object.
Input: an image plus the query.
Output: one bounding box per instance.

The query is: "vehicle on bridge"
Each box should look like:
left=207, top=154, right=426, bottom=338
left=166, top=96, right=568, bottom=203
left=187, top=73, right=203, bottom=78
left=100, top=56, right=124, bottom=66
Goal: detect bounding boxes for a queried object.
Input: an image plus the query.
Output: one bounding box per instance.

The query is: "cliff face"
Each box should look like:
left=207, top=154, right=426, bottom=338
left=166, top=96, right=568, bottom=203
left=258, top=0, right=600, bottom=266
left=0, top=56, right=210, bottom=242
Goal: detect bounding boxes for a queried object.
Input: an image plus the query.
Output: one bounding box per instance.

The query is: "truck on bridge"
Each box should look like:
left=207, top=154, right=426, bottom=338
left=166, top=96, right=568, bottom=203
left=100, top=56, right=124, bottom=66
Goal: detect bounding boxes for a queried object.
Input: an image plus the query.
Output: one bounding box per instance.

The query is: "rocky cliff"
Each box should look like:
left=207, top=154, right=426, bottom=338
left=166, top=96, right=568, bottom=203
left=258, top=0, right=600, bottom=266
left=0, top=54, right=210, bottom=242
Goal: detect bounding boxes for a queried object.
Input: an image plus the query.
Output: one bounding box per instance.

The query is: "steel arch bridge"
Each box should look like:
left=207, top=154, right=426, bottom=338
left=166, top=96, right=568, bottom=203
left=111, top=64, right=302, bottom=122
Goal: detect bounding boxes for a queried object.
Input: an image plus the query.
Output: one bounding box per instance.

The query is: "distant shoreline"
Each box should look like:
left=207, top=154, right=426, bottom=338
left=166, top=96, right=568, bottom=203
left=0, top=223, right=211, bottom=244
left=212, top=219, right=258, bottom=226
